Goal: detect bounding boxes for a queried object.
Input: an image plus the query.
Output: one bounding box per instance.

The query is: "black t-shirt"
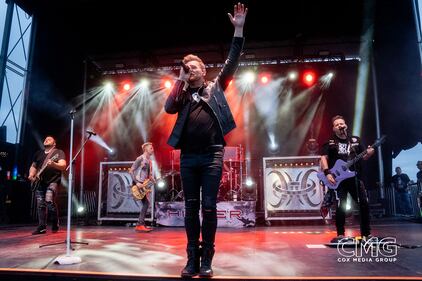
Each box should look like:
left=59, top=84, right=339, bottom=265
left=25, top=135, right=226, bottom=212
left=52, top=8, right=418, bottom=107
left=321, top=135, right=365, bottom=173
left=179, top=86, right=224, bottom=152
left=32, top=149, right=66, bottom=185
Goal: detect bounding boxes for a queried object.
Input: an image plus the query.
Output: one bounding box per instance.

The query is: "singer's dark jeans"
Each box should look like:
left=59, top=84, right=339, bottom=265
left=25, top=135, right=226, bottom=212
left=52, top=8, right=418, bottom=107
left=335, top=177, right=371, bottom=236
left=180, top=148, right=223, bottom=249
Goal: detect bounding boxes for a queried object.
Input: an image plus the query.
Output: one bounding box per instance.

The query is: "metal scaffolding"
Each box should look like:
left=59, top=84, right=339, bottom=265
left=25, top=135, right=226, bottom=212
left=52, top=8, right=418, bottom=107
left=0, top=0, right=34, bottom=144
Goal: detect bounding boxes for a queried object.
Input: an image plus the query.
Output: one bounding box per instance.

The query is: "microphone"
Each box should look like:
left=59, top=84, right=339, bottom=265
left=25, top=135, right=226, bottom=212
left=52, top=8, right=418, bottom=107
left=86, top=129, right=96, bottom=136
left=180, top=61, right=190, bottom=73
left=339, top=126, right=348, bottom=137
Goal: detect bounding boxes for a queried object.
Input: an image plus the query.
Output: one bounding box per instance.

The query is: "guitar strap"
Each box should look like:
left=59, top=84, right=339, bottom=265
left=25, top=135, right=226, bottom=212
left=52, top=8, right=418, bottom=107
left=39, top=148, right=57, bottom=172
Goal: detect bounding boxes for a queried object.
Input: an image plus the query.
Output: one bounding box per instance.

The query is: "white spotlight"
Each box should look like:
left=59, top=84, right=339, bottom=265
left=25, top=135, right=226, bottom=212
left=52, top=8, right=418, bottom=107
left=77, top=206, right=85, bottom=213
left=242, top=71, right=256, bottom=84
left=139, top=79, right=150, bottom=88
left=288, top=71, right=298, bottom=81
left=157, top=179, right=166, bottom=189
left=269, top=133, right=279, bottom=152
left=245, top=177, right=254, bottom=187
left=108, top=148, right=117, bottom=158
left=104, top=81, right=114, bottom=92
left=327, top=72, right=334, bottom=78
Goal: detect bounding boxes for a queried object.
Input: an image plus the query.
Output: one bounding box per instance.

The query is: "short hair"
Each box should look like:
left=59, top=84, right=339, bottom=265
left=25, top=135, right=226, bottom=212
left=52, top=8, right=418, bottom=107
left=183, top=54, right=206, bottom=72
left=331, top=115, right=346, bottom=124
left=142, top=142, right=152, bottom=152
left=417, top=161, right=422, bottom=165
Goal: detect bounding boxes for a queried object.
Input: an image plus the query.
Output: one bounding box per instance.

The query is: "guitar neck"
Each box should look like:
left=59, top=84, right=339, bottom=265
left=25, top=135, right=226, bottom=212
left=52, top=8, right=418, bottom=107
left=37, top=165, right=48, bottom=176
left=346, top=150, right=367, bottom=168
left=344, top=136, right=385, bottom=169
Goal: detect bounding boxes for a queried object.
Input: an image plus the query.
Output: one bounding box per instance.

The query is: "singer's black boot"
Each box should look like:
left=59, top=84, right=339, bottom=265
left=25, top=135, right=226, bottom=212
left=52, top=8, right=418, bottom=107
left=199, top=245, right=215, bottom=278
left=181, top=247, right=200, bottom=278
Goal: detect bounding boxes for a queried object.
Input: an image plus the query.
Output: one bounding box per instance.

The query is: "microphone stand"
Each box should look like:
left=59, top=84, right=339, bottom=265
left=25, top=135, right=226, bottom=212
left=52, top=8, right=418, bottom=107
left=66, top=132, right=94, bottom=172
left=39, top=109, right=88, bottom=265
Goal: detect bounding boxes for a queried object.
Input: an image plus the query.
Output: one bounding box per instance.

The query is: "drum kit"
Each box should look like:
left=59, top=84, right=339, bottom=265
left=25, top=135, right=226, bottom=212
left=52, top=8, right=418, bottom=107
left=166, top=145, right=245, bottom=202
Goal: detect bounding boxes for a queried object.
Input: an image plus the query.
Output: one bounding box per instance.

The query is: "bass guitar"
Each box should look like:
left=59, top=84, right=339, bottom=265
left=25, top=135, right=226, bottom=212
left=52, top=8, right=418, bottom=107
left=31, top=154, right=60, bottom=191
left=317, top=135, right=386, bottom=190
left=131, top=172, right=173, bottom=200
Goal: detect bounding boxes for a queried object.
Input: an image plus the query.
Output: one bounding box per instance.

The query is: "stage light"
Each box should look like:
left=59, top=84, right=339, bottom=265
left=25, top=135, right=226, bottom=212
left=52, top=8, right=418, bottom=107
left=268, top=133, right=279, bottom=154
left=156, top=179, right=166, bottom=190
left=303, top=71, right=316, bottom=87
left=164, top=80, right=172, bottom=89
left=260, top=75, right=270, bottom=84
left=228, top=79, right=233, bottom=86
left=12, top=165, right=18, bottom=180
left=77, top=206, right=85, bottom=213
left=104, top=81, right=114, bottom=92
left=106, top=148, right=117, bottom=159
left=245, top=177, right=254, bottom=187
left=319, top=72, right=335, bottom=89
left=123, top=83, right=131, bottom=91
left=242, top=71, right=256, bottom=84
left=288, top=71, right=298, bottom=81
left=139, top=78, right=150, bottom=88
left=242, top=177, right=257, bottom=201
left=344, top=194, right=353, bottom=212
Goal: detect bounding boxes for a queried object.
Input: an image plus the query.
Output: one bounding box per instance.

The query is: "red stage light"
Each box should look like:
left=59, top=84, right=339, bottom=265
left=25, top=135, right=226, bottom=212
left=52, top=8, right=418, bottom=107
left=123, top=83, right=131, bottom=91
left=164, top=80, right=172, bottom=89
left=260, top=76, right=269, bottom=84
left=302, top=71, right=316, bottom=87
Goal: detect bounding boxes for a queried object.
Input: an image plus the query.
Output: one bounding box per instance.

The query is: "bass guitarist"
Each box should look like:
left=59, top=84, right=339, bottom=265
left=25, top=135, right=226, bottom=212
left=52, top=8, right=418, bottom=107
left=28, top=136, right=66, bottom=235
left=129, top=142, right=155, bottom=232
left=320, top=115, right=374, bottom=241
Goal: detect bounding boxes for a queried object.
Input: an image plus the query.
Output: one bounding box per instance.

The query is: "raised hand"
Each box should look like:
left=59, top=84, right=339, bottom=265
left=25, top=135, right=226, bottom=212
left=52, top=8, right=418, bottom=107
left=228, top=2, right=248, bottom=29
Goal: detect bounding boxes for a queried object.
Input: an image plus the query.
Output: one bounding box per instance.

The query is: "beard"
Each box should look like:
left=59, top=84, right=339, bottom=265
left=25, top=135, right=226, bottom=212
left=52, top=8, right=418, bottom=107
left=44, top=143, right=54, bottom=149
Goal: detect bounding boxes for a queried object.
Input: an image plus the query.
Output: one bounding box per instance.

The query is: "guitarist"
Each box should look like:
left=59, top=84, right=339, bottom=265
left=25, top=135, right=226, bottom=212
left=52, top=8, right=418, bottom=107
left=129, top=142, right=154, bottom=232
left=320, top=115, right=374, bottom=241
left=28, top=136, right=66, bottom=235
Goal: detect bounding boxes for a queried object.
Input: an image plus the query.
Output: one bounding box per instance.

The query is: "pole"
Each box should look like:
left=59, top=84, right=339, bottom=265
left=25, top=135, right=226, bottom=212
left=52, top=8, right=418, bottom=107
left=371, top=52, right=385, bottom=199
left=79, top=60, right=87, bottom=205
left=0, top=0, right=14, bottom=107
left=52, top=110, right=83, bottom=265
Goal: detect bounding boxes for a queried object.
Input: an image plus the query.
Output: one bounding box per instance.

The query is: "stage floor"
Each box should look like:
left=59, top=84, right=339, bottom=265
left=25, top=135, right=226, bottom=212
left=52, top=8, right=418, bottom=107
left=0, top=219, right=421, bottom=280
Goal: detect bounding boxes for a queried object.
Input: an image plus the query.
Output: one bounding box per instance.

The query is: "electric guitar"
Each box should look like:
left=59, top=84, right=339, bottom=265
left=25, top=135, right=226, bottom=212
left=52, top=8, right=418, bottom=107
left=30, top=154, right=60, bottom=191
left=131, top=172, right=173, bottom=200
left=317, top=135, right=386, bottom=190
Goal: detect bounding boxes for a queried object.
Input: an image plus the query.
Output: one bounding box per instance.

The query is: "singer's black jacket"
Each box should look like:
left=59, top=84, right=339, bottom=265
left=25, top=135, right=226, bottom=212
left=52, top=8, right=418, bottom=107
left=164, top=37, right=244, bottom=149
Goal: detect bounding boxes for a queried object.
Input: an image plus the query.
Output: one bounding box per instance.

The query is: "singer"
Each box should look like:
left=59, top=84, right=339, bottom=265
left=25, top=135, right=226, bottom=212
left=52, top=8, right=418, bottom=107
left=164, top=2, right=247, bottom=278
left=320, top=115, right=375, bottom=242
